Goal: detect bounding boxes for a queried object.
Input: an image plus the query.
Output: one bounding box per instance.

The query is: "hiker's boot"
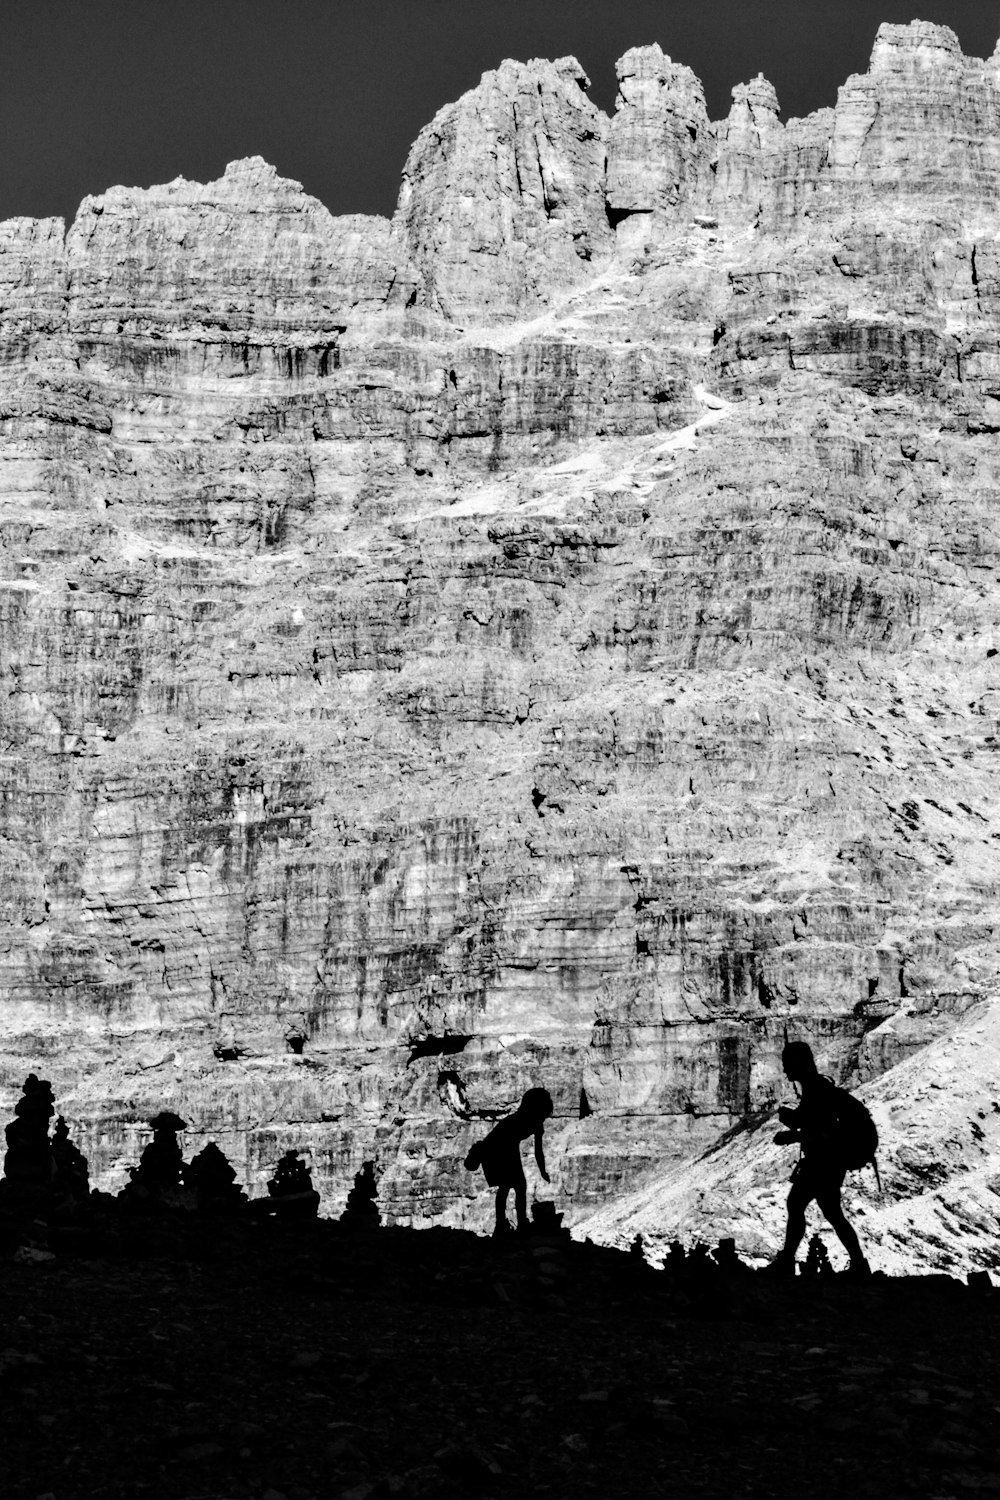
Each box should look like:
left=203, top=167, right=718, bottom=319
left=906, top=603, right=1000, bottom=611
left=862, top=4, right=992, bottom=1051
left=845, top=1256, right=872, bottom=1280
left=762, top=1250, right=796, bottom=1278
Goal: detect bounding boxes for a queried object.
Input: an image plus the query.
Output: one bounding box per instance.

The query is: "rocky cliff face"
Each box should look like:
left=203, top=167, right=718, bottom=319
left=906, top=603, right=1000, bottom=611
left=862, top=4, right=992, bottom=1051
left=3, top=22, right=1000, bottom=1262
left=396, top=55, right=610, bottom=320
left=578, top=998, right=1000, bottom=1278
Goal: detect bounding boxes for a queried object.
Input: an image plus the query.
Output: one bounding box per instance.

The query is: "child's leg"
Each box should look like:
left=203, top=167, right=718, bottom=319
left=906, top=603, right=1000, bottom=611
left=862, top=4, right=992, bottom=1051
left=494, top=1185, right=510, bottom=1234
left=513, top=1164, right=528, bottom=1230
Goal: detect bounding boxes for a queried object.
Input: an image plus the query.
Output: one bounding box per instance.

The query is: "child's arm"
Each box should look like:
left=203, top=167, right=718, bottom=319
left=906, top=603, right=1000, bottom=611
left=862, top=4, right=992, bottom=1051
left=534, top=1127, right=550, bottom=1183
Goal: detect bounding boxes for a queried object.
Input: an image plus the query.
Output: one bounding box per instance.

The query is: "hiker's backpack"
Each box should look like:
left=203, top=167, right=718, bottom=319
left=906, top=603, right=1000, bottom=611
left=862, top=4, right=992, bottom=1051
left=831, top=1087, right=878, bottom=1171
left=464, top=1142, right=483, bottom=1172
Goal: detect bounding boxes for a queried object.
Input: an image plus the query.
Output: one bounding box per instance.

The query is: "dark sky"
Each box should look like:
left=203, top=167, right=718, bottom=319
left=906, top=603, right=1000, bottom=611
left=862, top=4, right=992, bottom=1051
left=4, top=1, right=1000, bottom=225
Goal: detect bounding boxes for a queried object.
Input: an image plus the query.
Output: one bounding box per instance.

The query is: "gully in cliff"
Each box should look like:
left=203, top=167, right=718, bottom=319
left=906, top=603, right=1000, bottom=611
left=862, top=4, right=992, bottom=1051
left=465, top=1088, right=553, bottom=1236
left=767, top=1042, right=875, bottom=1278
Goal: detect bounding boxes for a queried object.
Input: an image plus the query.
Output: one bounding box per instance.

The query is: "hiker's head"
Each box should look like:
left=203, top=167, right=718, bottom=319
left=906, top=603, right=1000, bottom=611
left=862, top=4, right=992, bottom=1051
left=519, top=1087, right=553, bottom=1122
left=781, top=1041, right=817, bottom=1082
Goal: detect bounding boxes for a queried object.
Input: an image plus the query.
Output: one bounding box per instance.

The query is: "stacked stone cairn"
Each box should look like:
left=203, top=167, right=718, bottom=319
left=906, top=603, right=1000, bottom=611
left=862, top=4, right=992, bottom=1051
left=1, top=1074, right=57, bottom=1212
left=802, top=1233, right=835, bottom=1279
left=265, top=1149, right=321, bottom=1219
left=0, top=1077, right=92, bottom=1248
left=51, top=1115, right=91, bottom=1208
left=661, top=1238, right=751, bottom=1277
left=120, top=1110, right=190, bottom=1208
left=531, top=1199, right=571, bottom=1240
left=665, top=1240, right=688, bottom=1272
left=713, top=1237, right=750, bottom=1277
left=184, top=1141, right=247, bottom=1214
left=340, top=1160, right=381, bottom=1230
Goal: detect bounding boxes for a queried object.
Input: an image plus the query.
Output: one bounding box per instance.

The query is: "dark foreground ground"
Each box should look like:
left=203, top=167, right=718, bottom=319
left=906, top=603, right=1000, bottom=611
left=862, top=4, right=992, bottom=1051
left=2, top=1215, right=1000, bottom=1500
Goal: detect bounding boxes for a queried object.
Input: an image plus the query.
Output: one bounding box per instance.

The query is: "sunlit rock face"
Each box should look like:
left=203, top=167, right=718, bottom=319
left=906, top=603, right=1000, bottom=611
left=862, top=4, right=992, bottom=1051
left=3, top=23, right=1000, bottom=1263
left=605, top=44, right=713, bottom=222
left=394, top=55, right=611, bottom=321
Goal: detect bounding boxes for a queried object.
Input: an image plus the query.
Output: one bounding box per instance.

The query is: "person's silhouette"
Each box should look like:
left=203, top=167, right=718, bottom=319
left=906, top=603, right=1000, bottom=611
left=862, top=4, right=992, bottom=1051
left=768, top=1042, right=870, bottom=1278
left=466, top=1087, right=553, bottom=1235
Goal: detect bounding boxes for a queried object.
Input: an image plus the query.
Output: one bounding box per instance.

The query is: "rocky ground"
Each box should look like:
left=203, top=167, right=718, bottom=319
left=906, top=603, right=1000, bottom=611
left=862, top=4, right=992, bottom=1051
left=3, top=1214, right=1000, bottom=1500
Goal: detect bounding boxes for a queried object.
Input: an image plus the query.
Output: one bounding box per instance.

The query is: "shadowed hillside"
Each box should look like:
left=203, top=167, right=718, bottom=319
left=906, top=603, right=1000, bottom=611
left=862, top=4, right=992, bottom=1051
left=4, top=1209, right=1000, bottom=1500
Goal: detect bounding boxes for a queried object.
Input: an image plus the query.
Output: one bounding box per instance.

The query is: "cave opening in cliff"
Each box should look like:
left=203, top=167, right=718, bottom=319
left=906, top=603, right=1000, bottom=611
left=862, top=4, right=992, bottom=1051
left=407, top=1033, right=472, bottom=1065
left=605, top=204, right=654, bottom=230
left=213, top=1042, right=243, bottom=1063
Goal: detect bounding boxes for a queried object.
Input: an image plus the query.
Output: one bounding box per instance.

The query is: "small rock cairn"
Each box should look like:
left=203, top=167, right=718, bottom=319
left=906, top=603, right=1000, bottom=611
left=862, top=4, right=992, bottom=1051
left=0, top=1073, right=59, bottom=1212
left=340, top=1160, right=381, bottom=1230
left=0, top=1076, right=92, bottom=1252
left=184, top=1141, right=247, bottom=1214
left=121, top=1110, right=189, bottom=1207
left=265, top=1149, right=321, bottom=1219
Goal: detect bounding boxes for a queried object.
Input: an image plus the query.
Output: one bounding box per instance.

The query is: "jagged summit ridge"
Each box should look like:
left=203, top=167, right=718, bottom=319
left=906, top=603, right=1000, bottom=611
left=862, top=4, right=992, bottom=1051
left=8, top=21, right=1000, bottom=325
left=387, top=19, right=1000, bottom=315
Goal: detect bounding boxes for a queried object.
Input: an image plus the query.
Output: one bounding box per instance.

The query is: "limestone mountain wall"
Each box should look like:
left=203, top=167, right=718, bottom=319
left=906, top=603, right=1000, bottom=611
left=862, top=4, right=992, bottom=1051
left=3, top=22, right=1000, bottom=1258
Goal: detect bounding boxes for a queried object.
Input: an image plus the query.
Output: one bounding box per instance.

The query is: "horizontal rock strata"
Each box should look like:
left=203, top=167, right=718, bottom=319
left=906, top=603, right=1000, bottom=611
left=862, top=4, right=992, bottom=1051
left=2, top=23, right=1000, bottom=1260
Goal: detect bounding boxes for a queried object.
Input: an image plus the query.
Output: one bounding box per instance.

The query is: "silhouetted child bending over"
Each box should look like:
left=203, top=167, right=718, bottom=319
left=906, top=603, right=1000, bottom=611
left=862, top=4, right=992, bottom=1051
left=465, top=1087, right=553, bottom=1235
left=769, top=1041, right=870, bottom=1277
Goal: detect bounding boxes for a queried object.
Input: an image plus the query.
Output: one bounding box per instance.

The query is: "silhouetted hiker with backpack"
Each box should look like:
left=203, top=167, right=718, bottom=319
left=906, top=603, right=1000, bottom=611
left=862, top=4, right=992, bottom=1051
left=465, top=1087, right=553, bottom=1236
left=767, top=1041, right=874, bottom=1278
